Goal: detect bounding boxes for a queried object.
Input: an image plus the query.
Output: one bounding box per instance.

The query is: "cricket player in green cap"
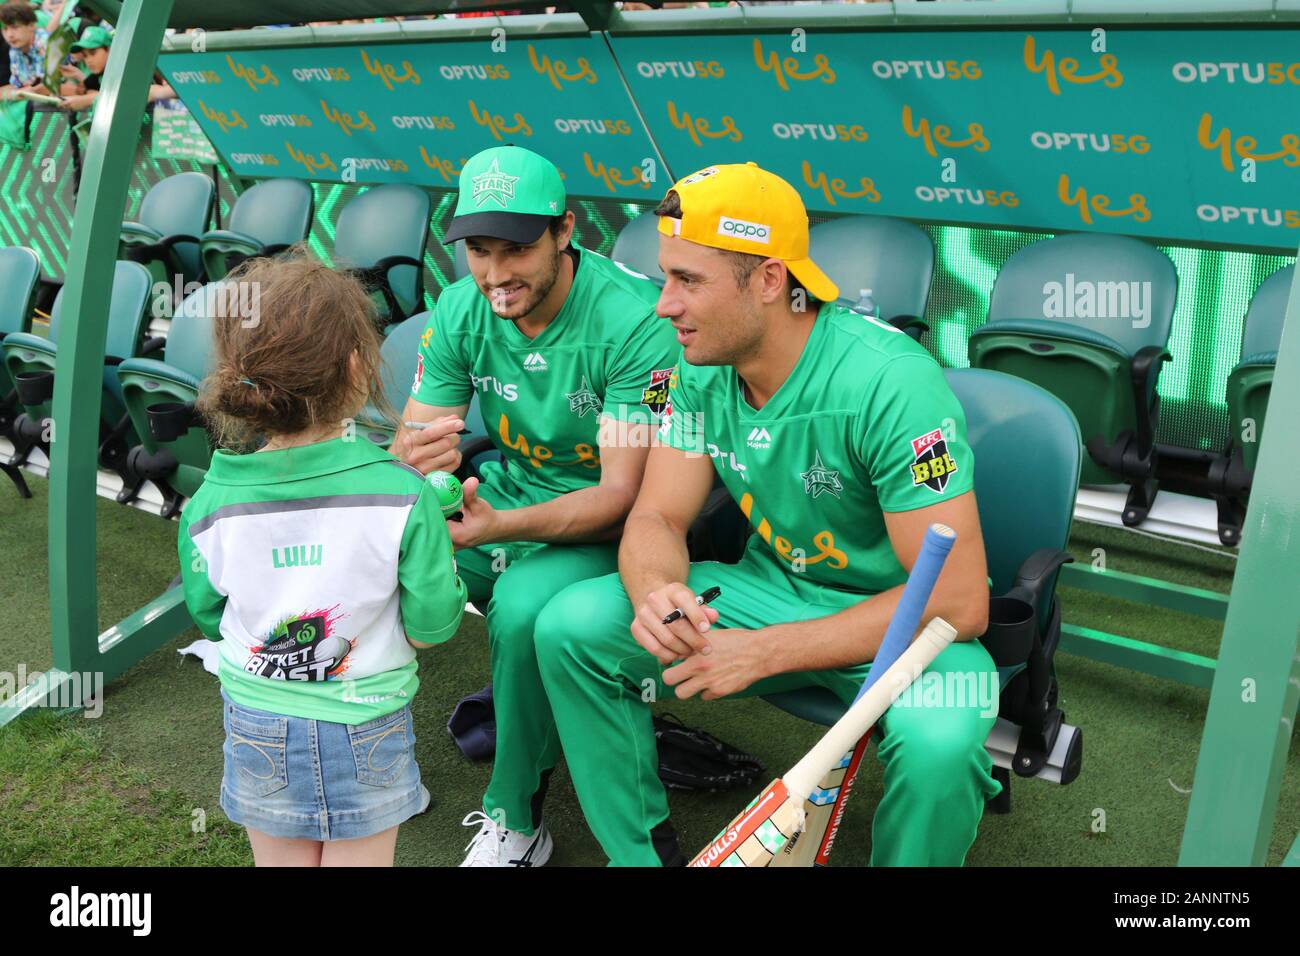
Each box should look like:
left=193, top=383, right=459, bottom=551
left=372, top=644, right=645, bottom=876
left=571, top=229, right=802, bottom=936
left=393, top=145, right=678, bottom=866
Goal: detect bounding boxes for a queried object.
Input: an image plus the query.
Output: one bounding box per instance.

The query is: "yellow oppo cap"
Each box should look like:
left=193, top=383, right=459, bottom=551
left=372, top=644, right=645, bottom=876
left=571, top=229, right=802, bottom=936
left=657, top=162, right=838, bottom=302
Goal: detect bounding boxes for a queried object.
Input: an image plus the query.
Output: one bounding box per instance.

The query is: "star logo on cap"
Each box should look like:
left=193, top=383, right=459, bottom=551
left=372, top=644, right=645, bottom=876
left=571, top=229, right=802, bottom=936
left=800, top=450, right=842, bottom=500
left=471, top=157, right=519, bottom=209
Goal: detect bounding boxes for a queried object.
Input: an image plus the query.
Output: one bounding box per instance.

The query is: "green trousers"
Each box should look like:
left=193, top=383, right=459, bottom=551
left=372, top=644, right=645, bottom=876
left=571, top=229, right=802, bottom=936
left=455, top=534, right=620, bottom=834
left=530, top=550, right=1004, bottom=866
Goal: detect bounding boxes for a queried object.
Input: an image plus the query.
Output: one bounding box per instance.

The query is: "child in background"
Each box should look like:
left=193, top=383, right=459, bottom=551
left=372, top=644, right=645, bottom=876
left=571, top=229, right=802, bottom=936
left=178, top=254, right=466, bottom=866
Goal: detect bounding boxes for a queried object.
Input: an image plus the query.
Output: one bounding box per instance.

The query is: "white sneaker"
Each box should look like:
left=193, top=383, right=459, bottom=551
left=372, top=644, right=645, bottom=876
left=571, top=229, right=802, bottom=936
left=459, top=810, right=553, bottom=867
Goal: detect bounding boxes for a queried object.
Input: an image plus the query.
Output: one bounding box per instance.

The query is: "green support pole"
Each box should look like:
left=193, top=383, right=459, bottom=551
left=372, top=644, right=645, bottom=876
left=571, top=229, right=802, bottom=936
left=46, top=0, right=177, bottom=683
left=1179, top=258, right=1300, bottom=866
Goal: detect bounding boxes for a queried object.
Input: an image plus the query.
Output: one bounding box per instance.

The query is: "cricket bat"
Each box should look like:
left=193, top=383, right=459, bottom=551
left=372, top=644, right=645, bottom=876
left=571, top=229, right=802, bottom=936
left=689, top=616, right=956, bottom=867
left=691, top=523, right=958, bottom=868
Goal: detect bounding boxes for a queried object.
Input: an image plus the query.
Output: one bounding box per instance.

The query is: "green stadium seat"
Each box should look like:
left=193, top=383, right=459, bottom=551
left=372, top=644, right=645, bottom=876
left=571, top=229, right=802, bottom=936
left=809, top=214, right=933, bottom=341
left=358, top=310, right=427, bottom=449
left=1209, top=264, right=1293, bottom=546
left=968, top=233, right=1177, bottom=526
left=115, top=283, right=219, bottom=517
left=451, top=239, right=470, bottom=281
left=0, top=246, right=43, bottom=498
left=2, top=261, right=154, bottom=490
left=118, top=171, right=215, bottom=291
left=764, top=368, right=1084, bottom=813
left=334, top=184, right=431, bottom=326
left=199, top=178, right=314, bottom=281
left=611, top=211, right=665, bottom=286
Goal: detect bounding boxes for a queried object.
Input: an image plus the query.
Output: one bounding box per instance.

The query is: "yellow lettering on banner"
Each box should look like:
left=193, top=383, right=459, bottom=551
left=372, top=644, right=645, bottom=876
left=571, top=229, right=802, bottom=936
left=469, top=100, right=533, bottom=141
left=738, top=493, right=850, bottom=570
left=419, top=147, right=465, bottom=183
left=226, top=56, right=279, bottom=91
left=1024, top=34, right=1123, bottom=96
left=802, top=161, right=879, bottom=207
left=667, top=100, right=742, bottom=148
left=1058, top=173, right=1149, bottom=225
left=528, top=44, right=598, bottom=91
left=751, top=37, right=836, bottom=92
left=1197, top=112, right=1300, bottom=173
left=320, top=99, right=376, bottom=136
left=198, top=99, right=247, bottom=133
left=901, top=105, right=989, bottom=158
left=583, top=152, right=652, bottom=193
left=285, top=141, right=336, bottom=175
left=360, top=49, right=421, bottom=91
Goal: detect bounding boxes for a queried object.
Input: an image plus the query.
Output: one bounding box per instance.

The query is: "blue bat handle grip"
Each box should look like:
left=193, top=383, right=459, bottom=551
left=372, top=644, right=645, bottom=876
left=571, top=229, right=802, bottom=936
left=853, top=523, right=957, bottom=704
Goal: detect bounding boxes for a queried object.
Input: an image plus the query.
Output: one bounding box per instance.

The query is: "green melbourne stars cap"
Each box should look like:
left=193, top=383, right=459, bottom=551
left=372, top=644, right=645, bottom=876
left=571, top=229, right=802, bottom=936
left=442, top=145, right=566, bottom=245
left=71, top=26, right=114, bottom=52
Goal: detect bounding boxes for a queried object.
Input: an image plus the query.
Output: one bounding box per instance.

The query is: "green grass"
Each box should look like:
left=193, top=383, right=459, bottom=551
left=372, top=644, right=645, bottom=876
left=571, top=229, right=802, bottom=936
left=1, top=473, right=1296, bottom=866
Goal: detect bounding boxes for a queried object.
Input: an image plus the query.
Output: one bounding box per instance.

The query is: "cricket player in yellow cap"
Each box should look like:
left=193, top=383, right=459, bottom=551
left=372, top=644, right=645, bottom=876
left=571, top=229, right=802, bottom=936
left=526, top=162, right=1000, bottom=865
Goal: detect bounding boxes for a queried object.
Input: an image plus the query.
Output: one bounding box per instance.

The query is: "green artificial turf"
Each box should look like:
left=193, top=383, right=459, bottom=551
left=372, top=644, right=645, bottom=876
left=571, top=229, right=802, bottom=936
left=1, top=474, right=1295, bottom=866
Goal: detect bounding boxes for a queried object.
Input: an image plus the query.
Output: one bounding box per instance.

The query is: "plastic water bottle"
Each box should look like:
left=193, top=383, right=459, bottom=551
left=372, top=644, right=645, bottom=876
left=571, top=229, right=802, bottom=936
left=427, top=470, right=464, bottom=519
left=856, top=288, right=880, bottom=319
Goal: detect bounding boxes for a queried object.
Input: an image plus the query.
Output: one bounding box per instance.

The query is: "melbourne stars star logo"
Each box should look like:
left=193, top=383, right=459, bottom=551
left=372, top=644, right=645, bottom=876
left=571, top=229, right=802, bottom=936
left=565, top=376, right=602, bottom=418
left=800, top=450, right=842, bottom=499
left=471, top=157, right=519, bottom=208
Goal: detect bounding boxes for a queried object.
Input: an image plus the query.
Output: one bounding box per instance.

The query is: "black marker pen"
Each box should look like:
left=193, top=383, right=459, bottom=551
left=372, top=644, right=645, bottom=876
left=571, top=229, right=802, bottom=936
left=661, top=586, right=722, bottom=626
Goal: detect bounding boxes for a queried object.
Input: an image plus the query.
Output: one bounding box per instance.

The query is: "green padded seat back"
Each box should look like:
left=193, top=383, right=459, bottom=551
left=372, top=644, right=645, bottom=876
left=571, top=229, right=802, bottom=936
left=451, top=239, right=470, bottom=281
left=1240, top=265, right=1292, bottom=361
left=226, top=178, right=314, bottom=251
left=988, top=233, right=1177, bottom=356
left=375, top=311, right=427, bottom=418
left=135, top=171, right=214, bottom=283
left=611, top=211, right=665, bottom=285
left=48, top=261, right=153, bottom=356
left=335, top=184, right=431, bottom=317
left=165, top=283, right=219, bottom=379
left=809, top=215, right=934, bottom=320
left=945, top=368, right=1080, bottom=628
left=0, top=246, right=41, bottom=337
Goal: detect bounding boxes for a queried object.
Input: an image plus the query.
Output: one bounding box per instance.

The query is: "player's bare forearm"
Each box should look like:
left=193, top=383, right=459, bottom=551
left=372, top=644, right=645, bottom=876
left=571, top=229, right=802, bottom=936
left=619, top=508, right=694, bottom=610
left=490, top=481, right=639, bottom=545
left=752, top=493, right=991, bottom=677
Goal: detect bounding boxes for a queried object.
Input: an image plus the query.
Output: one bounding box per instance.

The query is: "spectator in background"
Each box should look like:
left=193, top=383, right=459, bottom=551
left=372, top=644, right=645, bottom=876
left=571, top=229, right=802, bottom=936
left=0, top=0, right=50, bottom=99
left=57, top=25, right=174, bottom=113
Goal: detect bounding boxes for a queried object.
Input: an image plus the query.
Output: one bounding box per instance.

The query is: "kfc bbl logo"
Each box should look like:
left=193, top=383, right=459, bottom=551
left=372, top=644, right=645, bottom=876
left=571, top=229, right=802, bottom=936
left=641, top=368, right=673, bottom=416
left=909, top=427, right=958, bottom=493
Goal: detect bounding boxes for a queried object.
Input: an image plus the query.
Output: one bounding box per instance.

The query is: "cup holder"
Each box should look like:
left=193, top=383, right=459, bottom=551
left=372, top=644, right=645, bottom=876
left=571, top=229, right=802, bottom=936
left=14, top=370, right=54, bottom=406
left=147, top=401, right=195, bottom=443
left=981, top=595, right=1037, bottom=667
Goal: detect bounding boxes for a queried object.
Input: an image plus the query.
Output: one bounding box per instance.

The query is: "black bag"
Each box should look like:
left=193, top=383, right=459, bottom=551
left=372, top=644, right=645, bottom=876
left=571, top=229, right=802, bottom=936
left=653, top=712, right=766, bottom=792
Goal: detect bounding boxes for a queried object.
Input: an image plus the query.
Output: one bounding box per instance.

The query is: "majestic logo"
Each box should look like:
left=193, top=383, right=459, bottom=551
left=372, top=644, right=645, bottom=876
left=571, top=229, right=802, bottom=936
left=909, top=428, right=958, bottom=493
left=746, top=426, right=773, bottom=450
left=800, top=450, right=843, bottom=500
left=641, top=368, right=673, bottom=416
left=718, top=216, right=771, bottom=243
left=523, top=352, right=548, bottom=372
left=566, top=376, right=602, bottom=418
left=471, top=157, right=519, bottom=208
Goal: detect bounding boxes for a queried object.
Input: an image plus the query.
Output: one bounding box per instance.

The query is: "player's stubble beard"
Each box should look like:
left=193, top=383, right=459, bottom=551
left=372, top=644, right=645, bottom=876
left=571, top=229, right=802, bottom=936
left=693, top=282, right=766, bottom=369
left=486, top=243, right=563, bottom=322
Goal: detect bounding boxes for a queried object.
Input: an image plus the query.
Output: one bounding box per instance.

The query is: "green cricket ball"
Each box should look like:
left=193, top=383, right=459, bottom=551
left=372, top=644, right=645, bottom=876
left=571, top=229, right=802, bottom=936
left=427, top=470, right=464, bottom=518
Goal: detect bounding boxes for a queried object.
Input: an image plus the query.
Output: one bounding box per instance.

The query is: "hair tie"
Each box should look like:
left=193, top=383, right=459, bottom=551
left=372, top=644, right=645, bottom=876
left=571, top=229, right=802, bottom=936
left=240, top=377, right=257, bottom=388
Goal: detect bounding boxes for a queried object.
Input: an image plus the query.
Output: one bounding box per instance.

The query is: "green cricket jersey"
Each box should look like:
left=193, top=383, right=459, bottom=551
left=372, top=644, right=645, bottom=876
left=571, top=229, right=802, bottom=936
left=412, top=243, right=678, bottom=504
left=178, top=437, right=467, bottom=724
left=662, top=302, right=975, bottom=597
